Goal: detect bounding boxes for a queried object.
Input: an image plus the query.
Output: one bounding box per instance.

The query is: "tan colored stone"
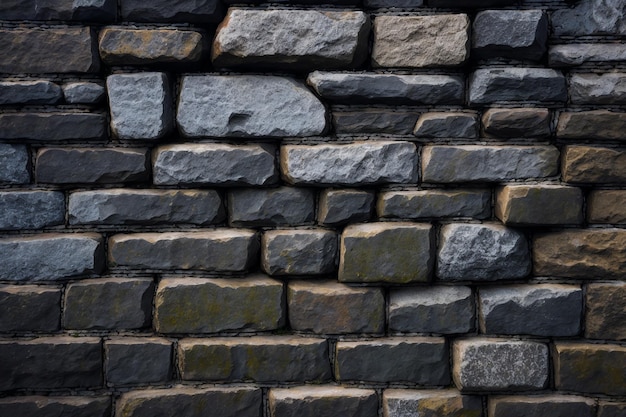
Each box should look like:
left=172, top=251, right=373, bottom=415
left=495, top=184, right=583, bottom=225
left=585, top=283, right=626, bottom=340
left=563, top=146, right=626, bottom=184
left=588, top=190, right=626, bottom=223
left=383, top=389, right=482, bottom=417
left=557, top=110, right=626, bottom=141
left=481, top=108, right=551, bottom=138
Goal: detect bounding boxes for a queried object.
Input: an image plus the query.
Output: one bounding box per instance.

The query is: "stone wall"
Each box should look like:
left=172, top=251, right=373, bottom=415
left=0, top=0, right=625, bottom=416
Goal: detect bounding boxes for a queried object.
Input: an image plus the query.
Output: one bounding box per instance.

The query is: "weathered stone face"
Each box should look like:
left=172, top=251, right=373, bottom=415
left=262, top=230, right=337, bottom=276
left=379, top=189, right=490, bottom=220
left=413, top=112, right=478, bottom=138
left=469, top=68, right=567, bottom=104
left=62, top=82, right=105, bottom=104
left=0, top=0, right=116, bottom=21
left=0, top=144, right=29, bottom=184
left=585, top=283, right=626, bottom=340
left=0, top=285, right=61, bottom=332
left=588, top=190, right=626, bottom=224
left=228, top=187, right=315, bottom=227
left=0, top=81, right=62, bottom=105
left=489, top=395, right=596, bottom=417
left=333, top=109, right=418, bottom=135
left=562, top=146, right=626, bottom=184
left=570, top=73, right=626, bottom=104
left=552, top=0, right=626, bottom=36
left=0, top=191, right=65, bottom=230
left=105, top=337, right=172, bottom=385
left=318, top=189, right=374, bottom=225
left=120, top=0, right=223, bottom=23
left=269, top=386, right=378, bottom=417
left=0, top=113, right=107, bottom=141
left=383, top=389, right=483, bottom=417
left=481, top=108, right=551, bottom=138
left=0, top=396, right=111, bottom=417
left=557, top=111, right=626, bottom=141
left=549, top=43, right=626, bottom=66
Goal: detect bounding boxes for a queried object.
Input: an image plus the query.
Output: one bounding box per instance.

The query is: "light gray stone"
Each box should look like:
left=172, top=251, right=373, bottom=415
left=469, top=68, right=567, bottom=104
left=0, top=396, right=110, bottom=417
left=228, top=187, right=315, bottom=227
left=383, top=389, right=483, bottom=417
left=552, top=0, right=626, bottom=36
left=105, top=337, right=172, bottom=385
left=0, top=112, right=107, bottom=141
left=318, top=189, right=374, bottom=225
left=413, top=112, right=478, bottom=138
left=0, top=144, right=29, bottom=184
left=270, top=386, right=378, bottom=417
left=177, top=75, right=327, bottom=138
left=549, top=43, right=626, bottom=66
left=0, top=191, right=65, bottom=230
left=378, top=189, right=491, bottom=220
left=0, top=80, right=62, bottom=105
left=0, top=285, right=61, bottom=332
left=281, top=141, right=417, bottom=186
left=120, top=0, right=223, bottom=23
left=571, top=73, right=626, bottom=104
left=489, top=395, right=595, bottom=417
left=262, top=230, right=337, bottom=276
left=62, top=82, right=105, bottom=104
left=437, top=223, right=531, bottom=281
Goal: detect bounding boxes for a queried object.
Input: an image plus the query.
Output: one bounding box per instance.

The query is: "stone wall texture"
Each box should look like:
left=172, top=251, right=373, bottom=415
left=0, top=0, right=625, bottom=416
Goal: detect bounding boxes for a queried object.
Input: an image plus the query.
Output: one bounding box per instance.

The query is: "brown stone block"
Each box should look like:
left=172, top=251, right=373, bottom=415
left=481, top=108, right=551, bottom=138
left=557, top=111, right=626, bottom=141
left=495, top=184, right=583, bottom=225
left=562, top=146, right=626, bottom=184
left=588, top=190, right=626, bottom=224
left=585, top=282, right=626, bottom=340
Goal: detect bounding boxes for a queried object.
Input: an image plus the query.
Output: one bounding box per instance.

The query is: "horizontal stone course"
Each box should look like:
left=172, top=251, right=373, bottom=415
left=0, top=113, right=107, bottom=141
left=378, top=189, right=490, bottom=220
left=0, top=396, right=110, bottom=417
left=489, top=395, right=595, bottom=417
left=0, top=0, right=116, bottom=21
left=0, top=285, right=61, bottom=332
left=0, top=191, right=65, bottom=230
left=550, top=43, right=626, bottom=66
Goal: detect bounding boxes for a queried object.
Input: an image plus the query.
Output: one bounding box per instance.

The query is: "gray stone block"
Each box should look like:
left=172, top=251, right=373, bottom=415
left=585, top=282, right=626, bottom=340
left=0, top=80, right=62, bottom=105
left=389, top=286, right=474, bottom=334
left=413, top=112, right=478, bottom=138
left=0, top=144, right=29, bottom=184
left=120, top=0, right=223, bottom=23
left=318, top=189, right=374, bottom=226
left=437, top=223, right=530, bottom=281
left=0, top=0, right=116, bottom=21
left=365, top=0, right=423, bottom=7
left=378, top=189, right=491, bottom=220
left=481, top=108, right=551, bottom=138
left=64, top=278, right=154, bottom=330
left=270, top=386, right=378, bottom=417
left=0, top=191, right=65, bottom=230
left=549, top=43, right=626, bottom=67
left=557, top=110, right=626, bottom=141
left=262, top=230, right=337, bottom=276
left=570, top=73, right=626, bottom=104
left=383, top=389, right=482, bottom=417
left=0, top=285, right=61, bottom=332
left=62, top=82, right=105, bottom=104
left=0, top=113, right=107, bottom=141
left=105, top=337, right=172, bottom=385
left=429, top=0, right=516, bottom=6
left=177, top=75, right=326, bottom=138
left=598, top=400, right=626, bottom=417
left=333, top=109, right=418, bottom=135
left=228, top=187, right=315, bottom=227
left=0, top=396, right=111, bottom=417
left=552, top=0, right=626, bottom=36
left=489, top=395, right=595, bottom=417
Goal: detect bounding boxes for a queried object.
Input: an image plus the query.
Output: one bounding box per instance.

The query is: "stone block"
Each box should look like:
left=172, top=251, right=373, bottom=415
left=0, top=191, right=65, bottom=230
left=470, top=68, right=567, bottom=105
left=533, top=228, right=626, bottom=279
left=154, top=276, right=284, bottom=334
left=589, top=190, right=626, bottom=224
left=109, top=230, right=258, bottom=272
left=0, top=337, right=102, bottom=390
left=335, top=337, right=449, bottom=385
left=307, top=72, right=464, bottom=105
left=495, top=184, right=583, bottom=225
left=0, top=113, right=107, bottom=141
left=269, top=386, right=378, bottom=417
left=281, top=141, right=417, bottom=186
left=288, top=280, right=384, bottom=334
left=389, top=286, right=474, bottom=334
left=489, top=395, right=595, bottom=417
left=437, top=223, right=530, bottom=281
left=422, top=145, right=559, bottom=183
left=549, top=43, right=626, bottom=66
left=481, top=108, right=551, bottom=138
left=570, top=73, right=626, bottom=104
left=554, top=342, right=626, bottom=395
left=562, top=146, right=626, bottom=184
left=178, top=336, right=331, bottom=382
left=120, top=0, right=223, bottom=23
left=107, top=73, right=173, bottom=140
left=0, top=144, right=29, bottom=184
left=177, top=75, right=326, bottom=138
left=339, top=222, right=433, bottom=283
left=413, top=112, right=478, bottom=138
left=453, top=339, right=549, bottom=391
left=479, top=284, right=582, bottom=337
left=429, top=0, right=516, bottom=5
left=69, top=189, right=224, bottom=226
left=105, top=337, right=172, bottom=385
left=552, top=0, right=626, bottom=36
left=262, top=230, right=337, bottom=276
left=318, top=189, right=374, bottom=225
left=63, top=278, right=154, bottom=330
left=36, top=148, right=149, bottom=184
left=333, top=109, right=418, bottom=135
left=365, top=0, right=424, bottom=6
left=598, top=401, right=626, bottom=417
left=378, top=189, right=490, bottom=220
left=0, top=27, right=99, bottom=73
left=585, top=282, right=626, bottom=340
left=228, top=187, right=315, bottom=227
left=0, top=285, right=61, bottom=332
left=99, top=27, right=206, bottom=66
left=0, top=396, right=110, bottom=417
left=383, top=389, right=482, bottom=417
left=0, top=233, right=103, bottom=281
left=62, top=82, right=105, bottom=104
left=372, top=14, right=469, bottom=68
left=153, top=143, right=277, bottom=186
left=213, top=9, right=369, bottom=70
left=473, top=10, right=548, bottom=60
left=0, top=81, right=62, bottom=105
left=0, top=0, right=116, bottom=21
left=116, top=387, right=262, bottom=417
left=557, top=111, right=626, bottom=141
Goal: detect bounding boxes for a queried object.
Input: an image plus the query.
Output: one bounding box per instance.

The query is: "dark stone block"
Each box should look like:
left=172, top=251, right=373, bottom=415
left=0, top=285, right=61, bottom=332
left=0, top=113, right=107, bottom=141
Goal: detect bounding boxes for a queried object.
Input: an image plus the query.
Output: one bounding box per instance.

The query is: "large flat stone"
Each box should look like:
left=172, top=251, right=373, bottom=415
left=585, top=283, right=626, bottom=340
left=228, top=187, right=315, bottom=227
left=0, top=191, right=65, bottom=230
left=0, top=144, right=29, bottom=184
left=262, top=230, right=337, bottom=276
left=552, top=0, right=626, bottom=36
left=0, top=285, right=61, bottom=332
left=588, top=190, right=626, bottom=224
left=0, top=113, right=107, bottom=141
left=120, top=0, right=223, bottom=23
left=105, top=337, right=172, bottom=385
left=489, top=395, right=595, bottom=417
left=550, top=43, right=626, bottom=66
left=570, top=73, right=626, bottom=104
left=378, top=189, right=490, bottom=220
left=557, top=111, right=626, bottom=141
left=0, top=396, right=110, bottom=417
left=269, top=386, right=378, bottom=417
left=0, top=81, right=62, bottom=105
left=481, top=108, right=551, bottom=138
left=383, top=389, right=482, bottom=417
left=562, top=146, right=626, bottom=184
left=0, top=0, right=116, bottom=21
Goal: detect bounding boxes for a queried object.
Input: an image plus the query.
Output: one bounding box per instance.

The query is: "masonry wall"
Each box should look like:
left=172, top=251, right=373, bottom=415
left=0, top=0, right=625, bottom=416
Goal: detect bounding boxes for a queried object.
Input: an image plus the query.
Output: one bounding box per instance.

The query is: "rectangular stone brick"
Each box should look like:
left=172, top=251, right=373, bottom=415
left=333, top=109, right=418, bottom=135
left=270, top=386, right=377, bottom=417
left=120, top=0, right=222, bottom=23
left=0, top=0, right=116, bottom=21
left=262, top=229, right=337, bottom=276
left=0, top=113, right=107, bottom=141
left=598, top=401, right=626, bottom=417
left=318, top=189, right=374, bottom=225
left=562, top=146, right=626, bottom=184
left=481, top=107, right=551, bottom=138
left=109, top=230, right=258, bottom=272
left=378, top=189, right=490, bottom=220
left=550, top=43, right=626, bottom=67
left=154, top=276, right=284, bottom=334
left=335, top=337, right=449, bottom=385
left=495, top=184, right=583, bottom=225
left=430, top=0, right=516, bottom=6
left=570, top=73, right=626, bottom=104
left=585, top=282, right=626, bottom=340
left=0, top=191, right=64, bottom=230
left=557, top=110, right=626, bottom=141
left=0, top=396, right=111, bottom=417
left=228, top=187, right=315, bottom=227
left=178, top=336, right=331, bottom=382
left=554, top=342, right=626, bottom=395
left=0, top=337, right=102, bottom=390
left=469, top=68, right=566, bottom=105
left=588, top=190, right=626, bottom=223
left=0, top=80, right=62, bottom=105
left=0, top=285, right=61, bottom=332
left=0, top=233, right=103, bottom=281
left=0, top=144, right=29, bottom=184
left=413, top=112, right=478, bottom=138
left=489, top=395, right=595, bottom=417
left=383, top=389, right=482, bottom=417
left=105, top=337, right=172, bottom=385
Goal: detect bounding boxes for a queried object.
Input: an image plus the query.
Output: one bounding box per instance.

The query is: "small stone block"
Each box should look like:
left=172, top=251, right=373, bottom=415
left=269, top=386, right=378, bottom=417
left=378, top=189, right=490, bottom=220
left=120, top=0, right=223, bottom=23
left=0, top=80, right=62, bottom=105
left=469, top=68, right=566, bottom=105
left=261, top=230, right=337, bottom=276
left=481, top=108, right=551, bottom=138
left=413, top=112, right=478, bottom=138
left=0, top=285, right=61, bottom=332
left=562, top=146, right=626, bottom=184
left=333, top=109, right=418, bottom=135
left=550, top=43, right=626, bottom=67
left=318, top=189, right=374, bottom=226
left=0, top=113, right=107, bottom=141
left=63, top=82, right=105, bottom=104
left=570, top=73, right=626, bottom=105
left=228, top=187, right=315, bottom=227
left=0, top=144, right=29, bottom=184
left=585, top=282, right=626, bottom=340
left=105, top=337, right=172, bottom=385
left=588, top=190, right=626, bottom=224
left=489, top=395, right=595, bottom=417
left=0, top=191, right=65, bottom=230
left=598, top=401, right=626, bottom=417
left=495, top=184, right=583, bottom=225
left=383, top=389, right=482, bottom=417
left=557, top=110, right=626, bottom=141
left=0, top=396, right=110, bottom=417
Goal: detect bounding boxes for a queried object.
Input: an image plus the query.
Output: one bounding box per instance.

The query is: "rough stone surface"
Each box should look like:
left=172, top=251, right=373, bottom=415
left=552, top=0, right=626, bottom=36
left=36, top=148, right=149, bottom=184
left=307, top=72, right=464, bottom=105
left=469, top=68, right=567, bottom=104
left=489, top=395, right=595, bottom=417
left=0, top=396, right=111, bottom=417
left=269, top=386, right=378, bottom=417
left=333, top=109, right=418, bottom=134
left=479, top=284, right=582, bottom=336
left=422, top=145, right=559, bottom=183
left=0, top=0, right=116, bottom=21
left=288, top=280, right=384, bottom=334
left=0, top=144, right=29, bottom=184
left=318, top=189, right=374, bottom=225
left=554, top=343, right=626, bottom=395
left=339, top=222, right=433, bottom=283
left=550, top=43, right=626, bottom=66
left=378, top=189, right=490, bottom=220
left=0, top=233, right=103, bottom=281
left=437, top=223, right=530, bottom=281
left=63, top=278, right=154, bottom=330
left=429, top=0, right=516, bottom=5
left=178, top=336, right=331, bottom=382
left=228, top=187, right=315, bottom=227
left=177, top=75, right=326, bottom=138
left=495, top=184, right=584, bottom=225
left=281, top=142, right=417, bottom=186
left=562, top=146, right=626, bottom=184
left=0, top=285, right=61, bottom=332
left=598, top=401, right=626, bottom=417
left=107, top=73, right=173, bottom=140
left=481, top=108, right=551, bottom=138
left=533, top=229, right=626, bottom=279
left=570, top=73, right=626, bottom=104
left=372, top=15, right=469, bottom=68
left=105, top=337, right=172, bottom=385
left=389, top=286, right=475, bottom=334
left=383, top=389, right=483, bottom=417
left=473, top=10, right=548, bottom=60
left=108, top=230, right=258, bottom=272
left=0, top=27, right=99, bottom=73
left=98, top=27, right=206, bottom=66
left=213, top=9, right=369, bottom=70
left=69, top=189, right=224, bottom=225
left=365, top=0, right=423, bottom=6
left=0, top=81, right=62, bottom=105
left=588, top=190, right=626, bottom=224
left=262, top=230, right=337, bottom=276
left=0, top=191, right=65, bottom=230
left=154, top=144, right=277, bottom=186
left=557, top=111, right=626, bottom=141
left=120, top=0, right=223, bottom=23
left=0, top=337, right=102, bottom=390
left=335, top=338, right=449, bottom=384
left=0, top=113, right=107, bottom=141
left=154, top=276, right=284, bottom=334
left=63, top=82, right=105, bottom=104
left=413, top=112, right=478, bottom=138
left=453, top=339, right=549, bottom=391
left=585, top=283, right=626, bottom=340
